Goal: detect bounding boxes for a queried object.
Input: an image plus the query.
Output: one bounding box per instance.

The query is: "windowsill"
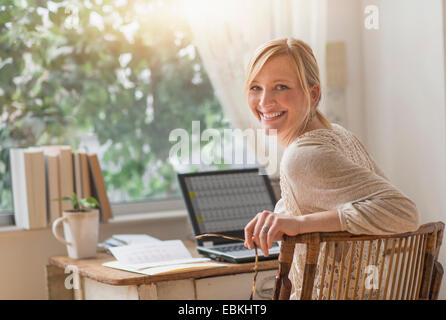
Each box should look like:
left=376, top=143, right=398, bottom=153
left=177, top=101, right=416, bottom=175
left=107, top=209, right=188, bottom=223
left=0, top=225, right=23, bottom=233
left=0, top=209, right=189, bottom=234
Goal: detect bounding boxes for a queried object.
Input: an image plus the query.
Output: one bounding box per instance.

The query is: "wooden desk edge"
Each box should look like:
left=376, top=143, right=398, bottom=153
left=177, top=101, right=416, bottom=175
left=48, top=254, right=279, bottom=286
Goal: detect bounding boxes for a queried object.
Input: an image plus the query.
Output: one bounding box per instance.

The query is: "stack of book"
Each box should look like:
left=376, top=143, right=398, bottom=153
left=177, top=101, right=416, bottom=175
left=9, top=146, right=113, bottom=230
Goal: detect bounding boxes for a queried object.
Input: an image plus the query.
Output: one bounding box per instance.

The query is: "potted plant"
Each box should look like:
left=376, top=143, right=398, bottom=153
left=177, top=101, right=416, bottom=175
left=51, top=192, right=101, bottom=259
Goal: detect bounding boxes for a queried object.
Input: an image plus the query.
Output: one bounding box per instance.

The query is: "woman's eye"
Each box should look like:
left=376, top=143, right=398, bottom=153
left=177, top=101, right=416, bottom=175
left=276, top=84, right=289, bottom=90
left=249, top=85, right=289, bottom=91
left=250, top=86, right=261, bottom=91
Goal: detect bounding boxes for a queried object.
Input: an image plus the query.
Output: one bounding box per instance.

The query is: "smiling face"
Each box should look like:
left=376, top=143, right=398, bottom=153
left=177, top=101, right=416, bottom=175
left=247, top=54, right=310, bottom=144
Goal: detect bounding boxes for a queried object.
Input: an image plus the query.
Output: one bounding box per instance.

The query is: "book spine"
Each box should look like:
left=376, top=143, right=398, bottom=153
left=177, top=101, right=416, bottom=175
left=32, top=150, right=47, bottom=228
left=44, top=155, right=50, bottom=225
left=9, top=149, right=29, bottom=229
left=88, top=153, right=112, bottom=222
left=23, top=151, right=36, bottom=229
left=46, top=153, right=62, bottom=224
left=59, top=147, right=74, bottom=211
left=79, top=152, right=92, bottom=198
left=24, top=149, right=47, bottom=229
left=73, top=152, right=83, bottom=198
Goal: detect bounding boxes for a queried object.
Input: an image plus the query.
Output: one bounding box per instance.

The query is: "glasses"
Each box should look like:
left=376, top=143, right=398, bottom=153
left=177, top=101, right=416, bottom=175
left=195, top=233, right=259, bottom=300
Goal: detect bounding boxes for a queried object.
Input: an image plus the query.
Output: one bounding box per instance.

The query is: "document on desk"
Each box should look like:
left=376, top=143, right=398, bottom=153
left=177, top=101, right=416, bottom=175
left=111, top=234, right=161, bottom=245
left=103, top=240, right=227, bottom=275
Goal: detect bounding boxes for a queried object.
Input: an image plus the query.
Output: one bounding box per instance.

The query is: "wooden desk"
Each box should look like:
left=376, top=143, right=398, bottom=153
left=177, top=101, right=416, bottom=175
left=46, top=240, right=279, bottom=300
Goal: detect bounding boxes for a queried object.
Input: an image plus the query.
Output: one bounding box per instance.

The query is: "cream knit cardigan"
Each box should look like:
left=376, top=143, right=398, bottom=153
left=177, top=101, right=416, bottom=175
left=275, top=123, right=420, bottom=299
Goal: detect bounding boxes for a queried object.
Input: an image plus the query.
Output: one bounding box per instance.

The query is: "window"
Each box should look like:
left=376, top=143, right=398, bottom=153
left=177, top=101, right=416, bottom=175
left=0, top=0, right=236, bottom=222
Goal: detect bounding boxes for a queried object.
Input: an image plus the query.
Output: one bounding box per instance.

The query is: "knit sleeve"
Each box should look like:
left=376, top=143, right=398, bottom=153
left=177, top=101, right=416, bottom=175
left=273, top=198, right=287, bottom=215
left=282, top=142, right=420, bottom=235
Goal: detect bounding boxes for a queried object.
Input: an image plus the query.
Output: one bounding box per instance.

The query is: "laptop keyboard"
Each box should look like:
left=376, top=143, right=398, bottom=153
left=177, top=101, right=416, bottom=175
left=214, top=242, right=279, bottom=253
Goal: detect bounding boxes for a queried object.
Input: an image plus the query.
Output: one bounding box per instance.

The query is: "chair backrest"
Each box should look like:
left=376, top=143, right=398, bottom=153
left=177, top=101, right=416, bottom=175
left=273, top=222, right=444, bottom=300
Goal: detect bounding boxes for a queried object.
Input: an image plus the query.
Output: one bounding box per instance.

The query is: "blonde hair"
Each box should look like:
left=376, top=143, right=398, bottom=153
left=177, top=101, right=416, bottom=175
left=244, top=38, right=332, bottom=139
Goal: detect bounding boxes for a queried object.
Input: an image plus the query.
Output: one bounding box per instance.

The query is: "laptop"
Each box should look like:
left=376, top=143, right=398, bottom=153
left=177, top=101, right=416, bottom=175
left=177, top=168, right=281, bottom=263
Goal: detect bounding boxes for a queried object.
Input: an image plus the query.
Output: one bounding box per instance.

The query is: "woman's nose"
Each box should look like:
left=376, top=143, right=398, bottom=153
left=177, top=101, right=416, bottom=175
left=259, top=91, right=276, bottom=108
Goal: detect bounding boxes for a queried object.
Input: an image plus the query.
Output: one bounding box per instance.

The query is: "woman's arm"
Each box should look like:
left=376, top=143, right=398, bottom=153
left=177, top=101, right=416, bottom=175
left=244, top=209, right=341, bottom=256
left=298, top=209, right=342, bottom=234
left=245, top=141, right=420, bottom=255
left=285, top=143, right=420, bottom=235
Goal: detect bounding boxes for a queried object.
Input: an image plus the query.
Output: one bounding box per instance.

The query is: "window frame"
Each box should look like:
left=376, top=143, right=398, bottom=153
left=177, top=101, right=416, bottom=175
left=0, top=212, right=14, bottom=227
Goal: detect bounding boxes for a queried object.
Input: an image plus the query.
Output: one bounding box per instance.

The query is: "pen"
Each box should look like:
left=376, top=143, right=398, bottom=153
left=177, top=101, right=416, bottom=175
left=111, top=236, right=128, bottom=245
left=103, top=241, right=118, bottom=247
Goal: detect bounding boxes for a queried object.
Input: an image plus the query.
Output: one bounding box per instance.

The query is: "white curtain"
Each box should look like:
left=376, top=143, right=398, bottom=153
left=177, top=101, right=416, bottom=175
left=181, top=0, right=328, bottom=177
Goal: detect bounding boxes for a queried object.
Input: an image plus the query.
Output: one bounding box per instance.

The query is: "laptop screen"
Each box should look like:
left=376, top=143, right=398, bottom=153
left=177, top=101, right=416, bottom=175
left=178, top=168, right=277, bottom=245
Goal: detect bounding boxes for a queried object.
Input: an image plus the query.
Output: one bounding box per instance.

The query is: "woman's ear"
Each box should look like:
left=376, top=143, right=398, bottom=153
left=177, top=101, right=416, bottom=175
left=310, top=84, right=321, bottom=108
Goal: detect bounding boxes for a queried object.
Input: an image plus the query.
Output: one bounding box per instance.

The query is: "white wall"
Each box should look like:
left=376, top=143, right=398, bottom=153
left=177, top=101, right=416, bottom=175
left=361, top=0, right=446, bottom=298
left=327, top=0, right=446, bottom=299
left=326, top=0, right=365, bottom=141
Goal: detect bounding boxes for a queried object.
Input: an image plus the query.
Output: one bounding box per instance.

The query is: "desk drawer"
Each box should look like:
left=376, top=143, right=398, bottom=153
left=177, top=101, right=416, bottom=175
left=195, top=270, right=277, bottom=300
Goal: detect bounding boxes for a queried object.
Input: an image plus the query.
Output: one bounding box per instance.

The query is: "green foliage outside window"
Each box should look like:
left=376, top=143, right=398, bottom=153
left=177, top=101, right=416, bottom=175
left=0, top=0, right=230, bottom=212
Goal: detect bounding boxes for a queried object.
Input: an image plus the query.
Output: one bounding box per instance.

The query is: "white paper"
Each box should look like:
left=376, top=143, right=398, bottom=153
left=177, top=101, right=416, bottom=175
left=108, top=240, right=197, bottom=269
left=129, top=257, right=212, bottom=270
left=102, top=260, right=227, bottom=276
left=112, top=234, right=161, bottom=245
left=140, top=262, right=227, bottom=275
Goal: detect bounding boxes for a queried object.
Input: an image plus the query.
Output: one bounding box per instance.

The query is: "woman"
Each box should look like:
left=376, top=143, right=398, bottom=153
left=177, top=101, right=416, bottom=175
left=243, top=38, right=420, bottom=299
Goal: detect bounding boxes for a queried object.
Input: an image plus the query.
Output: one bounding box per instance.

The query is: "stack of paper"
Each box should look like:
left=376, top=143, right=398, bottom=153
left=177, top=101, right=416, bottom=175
left=111, top=234, right=161, bottom=245
left=103, top=240, right=227, bottom=275
left=98, top=234, right=161, bottom=252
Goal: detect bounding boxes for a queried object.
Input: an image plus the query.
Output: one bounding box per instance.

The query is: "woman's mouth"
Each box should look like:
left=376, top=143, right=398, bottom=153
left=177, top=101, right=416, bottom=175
left=259, top=111, right=286, bottom=121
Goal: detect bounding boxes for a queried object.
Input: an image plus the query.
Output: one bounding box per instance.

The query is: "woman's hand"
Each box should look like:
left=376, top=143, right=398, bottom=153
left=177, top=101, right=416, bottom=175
left=244, top=210, right=302, bottom=257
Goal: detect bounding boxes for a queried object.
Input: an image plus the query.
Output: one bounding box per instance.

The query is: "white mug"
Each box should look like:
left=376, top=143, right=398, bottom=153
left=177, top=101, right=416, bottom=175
left=52, top=209, right=99, bottom=259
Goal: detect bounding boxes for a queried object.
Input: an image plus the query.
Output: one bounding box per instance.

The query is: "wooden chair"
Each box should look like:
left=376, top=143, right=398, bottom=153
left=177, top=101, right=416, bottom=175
left=273, top=222, right=444, bottom=300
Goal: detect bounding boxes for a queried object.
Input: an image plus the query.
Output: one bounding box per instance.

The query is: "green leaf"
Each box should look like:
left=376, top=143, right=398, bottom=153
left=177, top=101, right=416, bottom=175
left=79, top=197, right=99, bottom=209
left=52, top=197, right=72, bottom=203
left=71, top=192, right=79, bottom=209
left=0, top=11, right=11, bottom=24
